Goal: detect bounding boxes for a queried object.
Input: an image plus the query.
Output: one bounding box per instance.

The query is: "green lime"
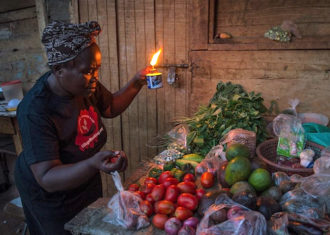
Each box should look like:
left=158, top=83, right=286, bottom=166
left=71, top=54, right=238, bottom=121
left=248, top=168, right=272, bottom=192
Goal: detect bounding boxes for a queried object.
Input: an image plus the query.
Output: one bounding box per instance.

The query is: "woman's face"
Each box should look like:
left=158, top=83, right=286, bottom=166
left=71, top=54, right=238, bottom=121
left=59, top=43, right=102, bottom=97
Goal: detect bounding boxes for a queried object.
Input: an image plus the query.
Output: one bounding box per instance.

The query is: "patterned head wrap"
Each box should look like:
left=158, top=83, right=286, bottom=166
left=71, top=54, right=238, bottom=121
left=42, top=21, right=101, bottom=65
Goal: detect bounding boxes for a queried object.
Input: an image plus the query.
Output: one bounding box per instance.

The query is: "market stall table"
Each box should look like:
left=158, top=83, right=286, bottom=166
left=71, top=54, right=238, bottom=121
left=65, top=162, right=165, bottom=235
left=0, top=101, right=22, bottom=155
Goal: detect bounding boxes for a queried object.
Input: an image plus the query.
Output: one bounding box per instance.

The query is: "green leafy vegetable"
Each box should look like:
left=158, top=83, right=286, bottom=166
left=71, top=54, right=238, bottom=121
left=180, top=81, right=268, bottom=156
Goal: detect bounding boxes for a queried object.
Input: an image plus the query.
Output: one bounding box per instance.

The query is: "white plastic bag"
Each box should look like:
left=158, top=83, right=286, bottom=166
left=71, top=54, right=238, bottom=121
left=103, top=171, right=150, bottom=230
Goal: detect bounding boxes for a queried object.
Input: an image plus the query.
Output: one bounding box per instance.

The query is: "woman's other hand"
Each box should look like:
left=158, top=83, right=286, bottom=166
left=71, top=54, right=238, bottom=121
left=134, top=66, right=153, bottom=86
left=90, top=150, right=128, bottom=173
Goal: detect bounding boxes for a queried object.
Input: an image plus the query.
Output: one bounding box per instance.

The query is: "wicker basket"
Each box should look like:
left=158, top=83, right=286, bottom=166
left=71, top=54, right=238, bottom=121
left=256, top=138, right=325, bottom=176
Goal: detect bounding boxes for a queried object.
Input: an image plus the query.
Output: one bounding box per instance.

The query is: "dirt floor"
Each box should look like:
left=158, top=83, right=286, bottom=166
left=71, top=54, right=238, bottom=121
left=0, top=136, right=28, bottom=235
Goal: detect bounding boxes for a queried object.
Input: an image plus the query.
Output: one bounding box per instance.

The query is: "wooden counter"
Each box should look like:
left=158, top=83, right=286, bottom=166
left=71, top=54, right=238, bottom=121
left=0, top=103, right=22, bottom=155
left=64, top=162, right=165, bottom=235
left=64, top=197, right=164, bottom=235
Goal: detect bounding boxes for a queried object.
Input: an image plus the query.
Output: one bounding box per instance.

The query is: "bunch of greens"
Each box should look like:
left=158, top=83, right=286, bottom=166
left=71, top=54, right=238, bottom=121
left=182, top=81, right=268, bottom=156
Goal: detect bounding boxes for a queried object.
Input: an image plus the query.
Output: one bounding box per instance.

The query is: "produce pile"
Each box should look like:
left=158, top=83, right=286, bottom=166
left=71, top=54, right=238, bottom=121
left=124, top=143, right=330, bottom=234
left=180, top=81, right=268, bottom=156
left=114, top=81, right=330, bottom=234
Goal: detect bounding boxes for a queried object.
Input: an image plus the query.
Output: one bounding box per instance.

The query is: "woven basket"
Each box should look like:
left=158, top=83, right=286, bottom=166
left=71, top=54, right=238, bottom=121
left=256, top=138, right=324, bottom=176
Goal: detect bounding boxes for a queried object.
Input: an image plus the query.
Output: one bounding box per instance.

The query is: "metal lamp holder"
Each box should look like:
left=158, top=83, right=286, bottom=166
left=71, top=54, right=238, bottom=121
left=158, top=64, right=189, bottom=86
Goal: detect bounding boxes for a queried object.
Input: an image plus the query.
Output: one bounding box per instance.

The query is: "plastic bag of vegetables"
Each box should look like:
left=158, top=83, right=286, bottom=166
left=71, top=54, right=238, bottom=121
left=103, top=171, right=150, bottom=230
left=269, top=212, right=330, bottom=235
left=280, top=187, right=327, bottom=220
left=197, top=194, right=267, bottom=235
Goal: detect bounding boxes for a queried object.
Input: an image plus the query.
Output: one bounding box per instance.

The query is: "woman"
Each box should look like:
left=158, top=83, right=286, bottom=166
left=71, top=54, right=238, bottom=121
left=14, top=21, right=151, bottom=234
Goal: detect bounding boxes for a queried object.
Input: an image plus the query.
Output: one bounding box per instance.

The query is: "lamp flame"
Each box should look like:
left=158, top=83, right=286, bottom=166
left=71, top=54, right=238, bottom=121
left=150, top=49, right=162, bottom=67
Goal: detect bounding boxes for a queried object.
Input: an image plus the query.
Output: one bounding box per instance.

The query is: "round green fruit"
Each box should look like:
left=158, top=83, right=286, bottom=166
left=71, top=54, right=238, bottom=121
left=248, top=168, right=272, bottom=192
left=226, top=143, right=250, bottom=161
left=225, top=156, right=251, bottom=186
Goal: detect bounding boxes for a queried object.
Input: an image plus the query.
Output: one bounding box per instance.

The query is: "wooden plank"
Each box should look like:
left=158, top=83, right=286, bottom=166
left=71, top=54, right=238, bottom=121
left=145, top=0, right=158, bottom=159
left=117, top=0, right=130, bottom=180
left=174, top=0, right=188, bottom=119
left=163, top=0, right=176, bottom=131
left=124, top=0, right=139, bottom=179
left=0, top=6, right=36, bottom=23
left=155, top=0, right=166, bottom=140
left=96, top=0, right=113, bottom=196
left=212, top=0, right=330, bottom=50
left=78, top=0, right=89, bottom=23
left=88, top=0, right=98, bottom=21
left=70, top=0, right=79, bottom=23
left=189, top=50, right=330, bottom=117
left=208, top=0, right=216, bottom=43
left=134, top=0, right=147, bottom=162
left=190, top=0, right=209, bottom=50
left=107, top=0, right=122, bottom=151
left=0, top=0, right=34, bottom=13
left=35, top=0, right=47, bottom=41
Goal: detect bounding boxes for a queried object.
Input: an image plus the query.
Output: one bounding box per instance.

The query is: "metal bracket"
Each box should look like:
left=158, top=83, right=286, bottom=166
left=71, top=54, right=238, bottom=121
left=157, top=64, right=189, bottom=86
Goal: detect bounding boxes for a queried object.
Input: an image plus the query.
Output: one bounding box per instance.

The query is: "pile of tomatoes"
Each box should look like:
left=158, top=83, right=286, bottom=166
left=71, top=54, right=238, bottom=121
left=127, top=170, right=214, bottom=231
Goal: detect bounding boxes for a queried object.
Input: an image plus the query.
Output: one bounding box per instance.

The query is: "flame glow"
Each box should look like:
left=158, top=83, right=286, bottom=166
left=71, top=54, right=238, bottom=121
left=150, top=49, right=162, bottom=67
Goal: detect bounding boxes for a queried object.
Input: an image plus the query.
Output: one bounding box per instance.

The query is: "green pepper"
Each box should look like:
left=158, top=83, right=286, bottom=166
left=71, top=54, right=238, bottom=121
left=148, top=168, right=162, bottom=179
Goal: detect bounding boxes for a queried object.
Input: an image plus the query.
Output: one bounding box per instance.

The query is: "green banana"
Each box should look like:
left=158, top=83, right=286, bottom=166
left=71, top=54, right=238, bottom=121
left=182, top=154, right=204, bottom=163
left=176, top=159, right=199, bottom=169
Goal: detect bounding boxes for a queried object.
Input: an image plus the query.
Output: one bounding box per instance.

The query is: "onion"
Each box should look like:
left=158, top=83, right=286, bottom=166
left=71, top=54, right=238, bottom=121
left=183, top=217, right=199, bottom=228
left=178, top=225, right=196, bottom=235
left=164, top=217, right=182, bottom=235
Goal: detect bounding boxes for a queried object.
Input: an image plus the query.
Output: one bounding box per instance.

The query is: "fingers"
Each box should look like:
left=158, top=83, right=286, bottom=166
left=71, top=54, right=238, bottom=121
left=103, top=156, right=124, bottom=173
left=118, top=154, right=128, bottom=172
left=99, top=150, right=128, bottom=173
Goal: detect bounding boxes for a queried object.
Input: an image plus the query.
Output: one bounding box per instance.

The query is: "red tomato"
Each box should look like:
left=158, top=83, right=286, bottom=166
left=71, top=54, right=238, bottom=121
left=174, top=207, right=193, bottom=221
left=183, top=173, right=195, bottom=182
left=154, top=201, right=160, bottom=214
left=177, top=193, right=198, bottom=211
left=128, top=184, right=139, bottom=192
left=133, top=191, right=145, bottom=200
left=140, top=183, right=156, bottom=194
left=140, top=200, right=153, bottom=217
left=151, top=184, right=165, bottom=201
left=201, top=172, right=214, bottom=188
left=110, top=156, right=119, bottom=163
left=152, top=214, right=168, bottom=230
left=177, top=182, right=196, bottom=194
left=196, top=188, right=206, bottom=200
left=165, top=185, right=180, bottom=202
left=146, top=193, right=155, bottom=204
left=163, top=177, right=179, bottom=188
left=158, top=171, right=173, bottom=184
left=144, top=177, right=158, bottom=185
left=155, top=200, right=175, bottom=215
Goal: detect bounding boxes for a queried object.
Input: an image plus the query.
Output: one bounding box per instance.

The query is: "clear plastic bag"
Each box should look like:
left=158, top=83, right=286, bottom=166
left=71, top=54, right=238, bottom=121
left=220, top=128, right=256, bottom=158
left=313, top=155, right=330, bottom=175
left=166, top=124, right=189, bottom=152
left=269, top=212, right=330, bottom=235
left=281, top=98, right=299, bottom=117
left=197, top=195, right=267, bottom=235
left=273, top=114, right=305, bottom=157
left=272, top=172, right=290, bottom=186
left=195, top=154, right=225, bottom=176
left=103, top=171, right=150, bottom=230
left=153, top=148, right=184, bottom=165
left=280, top=187, right=327, bottom=220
